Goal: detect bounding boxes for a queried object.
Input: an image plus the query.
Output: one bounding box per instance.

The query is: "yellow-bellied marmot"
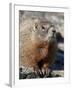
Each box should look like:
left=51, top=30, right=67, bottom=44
left=19, top=18, right=58, bottom=75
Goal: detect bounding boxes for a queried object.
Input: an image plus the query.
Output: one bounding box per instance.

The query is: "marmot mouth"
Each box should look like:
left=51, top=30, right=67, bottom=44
left=48, top=37, right=57, bottom=43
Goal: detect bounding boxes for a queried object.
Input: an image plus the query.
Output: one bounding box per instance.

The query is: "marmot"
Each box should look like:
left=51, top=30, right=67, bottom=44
left=19, top=18, right=58, bottom=75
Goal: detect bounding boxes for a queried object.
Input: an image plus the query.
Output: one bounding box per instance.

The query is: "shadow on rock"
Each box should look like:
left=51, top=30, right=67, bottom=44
left=50, top=49, right=64, bottom=70
left=56, top=32, right=64, bottom=43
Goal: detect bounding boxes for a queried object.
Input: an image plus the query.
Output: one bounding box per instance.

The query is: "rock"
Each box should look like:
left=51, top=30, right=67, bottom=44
left=19, top=72, right=27, bottom=79
left=26, top=73, right=36, bottom=79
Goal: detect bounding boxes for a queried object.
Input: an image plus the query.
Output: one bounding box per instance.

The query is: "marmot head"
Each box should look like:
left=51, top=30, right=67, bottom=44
left=33, top=19, right=57, bottom=43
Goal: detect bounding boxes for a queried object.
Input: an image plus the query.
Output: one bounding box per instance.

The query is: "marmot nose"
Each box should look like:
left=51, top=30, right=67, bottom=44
left=52, top=30, right=56, bottom=33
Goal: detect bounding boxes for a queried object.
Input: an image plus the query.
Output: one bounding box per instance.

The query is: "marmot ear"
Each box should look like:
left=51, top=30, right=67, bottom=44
left=33, top=23, right=38, bottom=32
left=35, top=23, right=38, bottom=29
left=34, top=19, right=39, bottom=29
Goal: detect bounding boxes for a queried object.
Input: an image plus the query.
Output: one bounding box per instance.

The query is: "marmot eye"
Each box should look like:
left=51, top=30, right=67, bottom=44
left=42, top=26, right=45, bottom=29
left=35, top=26, right=37, bottom=29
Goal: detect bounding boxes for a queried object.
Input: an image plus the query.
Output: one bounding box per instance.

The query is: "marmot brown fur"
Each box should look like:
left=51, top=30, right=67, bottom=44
left=19, top=18, right=57, bottom=75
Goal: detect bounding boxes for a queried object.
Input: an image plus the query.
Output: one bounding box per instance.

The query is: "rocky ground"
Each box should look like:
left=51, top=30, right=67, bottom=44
left=19, top=70, right=64, bottom=79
